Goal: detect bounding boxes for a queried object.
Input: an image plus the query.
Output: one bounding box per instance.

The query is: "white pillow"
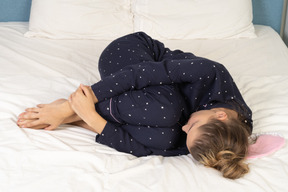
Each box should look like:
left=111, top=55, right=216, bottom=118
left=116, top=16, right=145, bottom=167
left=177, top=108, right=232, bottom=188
left=25, top=0, right=133, bottom=40
left=132, top=0, right=256, bottom=39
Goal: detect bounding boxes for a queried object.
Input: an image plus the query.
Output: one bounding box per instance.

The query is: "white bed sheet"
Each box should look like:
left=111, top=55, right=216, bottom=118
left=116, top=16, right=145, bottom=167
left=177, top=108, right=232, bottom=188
left=0, top=22, right=287, bottom=192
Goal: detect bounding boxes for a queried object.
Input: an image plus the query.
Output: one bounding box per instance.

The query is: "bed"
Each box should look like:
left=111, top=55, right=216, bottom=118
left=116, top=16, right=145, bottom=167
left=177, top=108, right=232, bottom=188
left=0, top=0, right=288, bottom=191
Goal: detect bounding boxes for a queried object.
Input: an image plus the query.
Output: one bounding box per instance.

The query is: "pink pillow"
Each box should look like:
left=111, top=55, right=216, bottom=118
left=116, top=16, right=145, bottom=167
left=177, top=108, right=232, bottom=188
left=247, top=134, right=286, bottom=159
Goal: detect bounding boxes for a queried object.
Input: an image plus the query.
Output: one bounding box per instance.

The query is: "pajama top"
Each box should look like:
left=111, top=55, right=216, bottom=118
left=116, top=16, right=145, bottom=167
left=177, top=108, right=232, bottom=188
left=91, top=32, right=253, bottom=157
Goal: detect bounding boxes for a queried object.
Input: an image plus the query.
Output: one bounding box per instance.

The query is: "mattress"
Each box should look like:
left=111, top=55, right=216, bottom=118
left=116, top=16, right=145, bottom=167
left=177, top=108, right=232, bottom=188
left=0, top=22, right=288, bottom=192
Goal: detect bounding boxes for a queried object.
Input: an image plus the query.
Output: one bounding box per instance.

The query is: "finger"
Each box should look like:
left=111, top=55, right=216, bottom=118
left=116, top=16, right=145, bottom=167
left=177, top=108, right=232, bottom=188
left=81, top=84, right=91, bottom=98
left=17, top=119, right=26, bottom=126
left=79, top=85, right=85, bottom=94
left=18, top=119, right=37, bottom=127
left=44, top=125, right=57, bottom=131
left=80, top=84, right=90, bottom=89
left=75, top=86, right=86, bottom=98
left=77, top=85, right=83, bottom=92
left=30, top=124, right=50, bottom=130
left=25, top=107, right=41, bottom=113
left=70, top=91, right=78, bottom=100
left=19, top=119, right=49, bottom=129
left=17, top=119, right=28, bottom=127
left=24, top=112, right=40, bottom=119
left=37, top=104, right=46, bottom=108
left=18, top=112, right=26, bottom=118
left=72, top=86, right=82, bottom=97
left=68, top=93, right=77, bottom=106
left=19, top=112, right=39, bottom=120
left=84, top=85, right=94, bottom=94
left=25, top=119, right=43, bottom=128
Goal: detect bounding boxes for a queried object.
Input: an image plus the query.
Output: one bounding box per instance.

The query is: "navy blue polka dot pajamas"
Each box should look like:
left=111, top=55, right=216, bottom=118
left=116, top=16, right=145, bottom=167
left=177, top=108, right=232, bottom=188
left=92, top=32, right=253, bottom=157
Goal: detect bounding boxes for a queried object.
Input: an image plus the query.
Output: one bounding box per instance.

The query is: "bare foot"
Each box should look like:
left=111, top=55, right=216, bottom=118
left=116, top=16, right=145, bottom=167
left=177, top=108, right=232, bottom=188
left=17, top=98, right=74, bottom=130
left=17, top=117, right=49, bottom=129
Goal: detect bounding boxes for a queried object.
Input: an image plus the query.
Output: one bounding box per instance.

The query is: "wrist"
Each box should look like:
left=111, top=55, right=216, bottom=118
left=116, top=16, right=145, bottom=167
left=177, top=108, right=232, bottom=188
left=85, top=112, right=107, bottom=134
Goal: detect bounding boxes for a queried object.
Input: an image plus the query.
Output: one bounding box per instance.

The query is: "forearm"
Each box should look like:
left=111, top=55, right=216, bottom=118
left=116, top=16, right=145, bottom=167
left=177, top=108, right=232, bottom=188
left=63, top=102, right=106, bottom=134
left=82, top=111, right=107, bottom=134
left=62, top=113, right=82, bottom=124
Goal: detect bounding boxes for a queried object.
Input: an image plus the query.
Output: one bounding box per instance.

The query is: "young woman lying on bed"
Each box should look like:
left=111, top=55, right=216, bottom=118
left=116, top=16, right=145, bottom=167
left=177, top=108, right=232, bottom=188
left=17, top=32, right=253, bottom=179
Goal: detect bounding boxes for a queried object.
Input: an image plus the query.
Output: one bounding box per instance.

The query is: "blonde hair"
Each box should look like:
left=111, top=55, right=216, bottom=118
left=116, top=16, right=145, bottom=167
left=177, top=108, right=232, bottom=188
left=190, top=118, right=250, bottom=179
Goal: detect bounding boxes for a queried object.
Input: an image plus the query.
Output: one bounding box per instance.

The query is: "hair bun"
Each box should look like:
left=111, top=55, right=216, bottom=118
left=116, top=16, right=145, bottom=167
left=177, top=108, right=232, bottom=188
left=215, top=150, right=249, bottom=179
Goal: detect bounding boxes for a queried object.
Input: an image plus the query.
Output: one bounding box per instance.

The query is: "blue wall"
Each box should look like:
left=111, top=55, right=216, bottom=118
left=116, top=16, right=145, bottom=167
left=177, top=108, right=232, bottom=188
left=283, top=2, right=288, bottom=46
left=252, top=0, right=284, bottom=35
left=0, top=0, right=31, bottom=22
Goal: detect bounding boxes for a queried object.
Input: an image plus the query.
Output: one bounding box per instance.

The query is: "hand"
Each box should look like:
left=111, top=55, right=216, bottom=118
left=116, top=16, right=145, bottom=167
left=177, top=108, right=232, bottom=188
left=69, top=84, right=97, bottom=124
left=68, top=84, right=107, bottom=134
left=82, top=84, right=98, bottom=103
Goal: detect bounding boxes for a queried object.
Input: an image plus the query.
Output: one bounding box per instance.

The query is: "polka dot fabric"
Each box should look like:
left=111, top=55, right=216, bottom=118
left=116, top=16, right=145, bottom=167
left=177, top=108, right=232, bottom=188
left=92, top=32, right=252, bottom=157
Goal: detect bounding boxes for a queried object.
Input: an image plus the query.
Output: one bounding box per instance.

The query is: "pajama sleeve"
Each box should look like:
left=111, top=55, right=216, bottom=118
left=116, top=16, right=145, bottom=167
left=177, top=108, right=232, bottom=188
left=92, top=56, right=231, bottom=102
left=96, top=122, right=189, bottom=157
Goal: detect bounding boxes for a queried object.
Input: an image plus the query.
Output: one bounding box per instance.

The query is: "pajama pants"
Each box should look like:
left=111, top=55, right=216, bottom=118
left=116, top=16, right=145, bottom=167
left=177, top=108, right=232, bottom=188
left=96, top=32, right=186, bottom=150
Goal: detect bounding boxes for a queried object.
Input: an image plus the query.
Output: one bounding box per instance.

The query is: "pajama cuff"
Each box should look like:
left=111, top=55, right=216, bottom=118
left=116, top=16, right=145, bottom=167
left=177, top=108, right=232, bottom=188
left=95, top=122, right=117, bottom=144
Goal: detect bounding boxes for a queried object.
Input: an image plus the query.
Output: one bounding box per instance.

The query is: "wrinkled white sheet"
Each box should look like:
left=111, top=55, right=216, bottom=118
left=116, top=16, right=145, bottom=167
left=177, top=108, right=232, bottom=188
left=0, top=23, right=287, bottom=192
